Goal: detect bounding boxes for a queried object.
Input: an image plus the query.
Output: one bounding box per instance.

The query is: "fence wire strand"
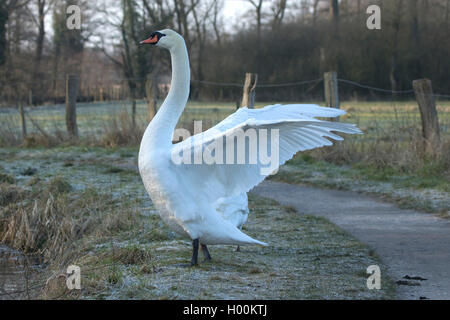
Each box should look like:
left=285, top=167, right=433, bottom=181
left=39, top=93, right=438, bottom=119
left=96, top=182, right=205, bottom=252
left=337, top=79, right=415, bottom=94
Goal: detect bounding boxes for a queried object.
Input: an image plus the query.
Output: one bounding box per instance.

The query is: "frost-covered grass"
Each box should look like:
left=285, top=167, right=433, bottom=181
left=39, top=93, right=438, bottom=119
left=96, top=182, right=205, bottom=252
left=271, top=152, right=449, bottom=218
left=0, top=147, right=396, bottom=299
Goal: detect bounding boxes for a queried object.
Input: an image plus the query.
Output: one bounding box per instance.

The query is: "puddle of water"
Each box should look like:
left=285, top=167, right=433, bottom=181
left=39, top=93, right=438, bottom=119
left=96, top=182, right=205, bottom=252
left=0, top=245, right=42, bottom=300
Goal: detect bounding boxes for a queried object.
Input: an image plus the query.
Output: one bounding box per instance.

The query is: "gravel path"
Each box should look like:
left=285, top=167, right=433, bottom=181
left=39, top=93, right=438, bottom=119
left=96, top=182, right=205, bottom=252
left=251, top=180, right=450, bottom=300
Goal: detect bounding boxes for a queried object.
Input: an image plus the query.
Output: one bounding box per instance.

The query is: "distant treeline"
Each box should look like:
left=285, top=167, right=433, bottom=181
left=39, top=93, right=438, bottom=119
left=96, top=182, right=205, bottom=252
left=1, top=0, right=449, bottom=106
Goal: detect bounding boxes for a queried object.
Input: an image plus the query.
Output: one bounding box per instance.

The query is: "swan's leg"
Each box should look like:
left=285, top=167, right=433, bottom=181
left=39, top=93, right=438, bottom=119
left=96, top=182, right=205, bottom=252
left=191, top=239, right=199, bottom=266
left=200, top=243, right=212, bottom=261
left=236, top=226, right=242, bottom=252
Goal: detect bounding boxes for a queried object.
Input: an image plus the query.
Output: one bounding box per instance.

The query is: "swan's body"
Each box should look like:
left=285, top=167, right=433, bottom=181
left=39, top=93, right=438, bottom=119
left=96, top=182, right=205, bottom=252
left=138, top=29, right=362, bottom=265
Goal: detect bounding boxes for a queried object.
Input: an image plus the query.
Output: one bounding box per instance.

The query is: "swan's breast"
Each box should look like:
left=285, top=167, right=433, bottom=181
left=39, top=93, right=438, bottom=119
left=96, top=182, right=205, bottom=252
left=138, top=148, right=199, bottom=238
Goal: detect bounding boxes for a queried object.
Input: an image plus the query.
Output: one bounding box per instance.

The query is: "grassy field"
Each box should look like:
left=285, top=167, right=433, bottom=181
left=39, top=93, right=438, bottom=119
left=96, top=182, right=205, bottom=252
left=0, top=99, right=449, bottom=141
left=0, top=146, right=396, bottom=299
left=1, top=99, right=447, bottom=215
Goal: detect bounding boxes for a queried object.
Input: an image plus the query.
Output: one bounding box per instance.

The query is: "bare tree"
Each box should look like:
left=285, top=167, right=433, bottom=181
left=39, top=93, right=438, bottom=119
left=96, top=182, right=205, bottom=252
left=0, top=0, right=31, bottom=66
left=329, top=0, right=339, bottom=26
left=246, top=0, right=264, bottom=46
left=312, top=0, right=320, bottom=25
left=409, top=0, right=421, bottom=77
left=28, top=0, right=55, bottom=103
left=211, top=0, right=222, bottom=46
left=271, top=0, right=286, bottom=29
left=96, top=0, right=173, bottom=122
left=173, top=0, right=200, bottom=49
left=386, top=0, right=404, bottom=92
left=190, top=0, right=216, bottom=98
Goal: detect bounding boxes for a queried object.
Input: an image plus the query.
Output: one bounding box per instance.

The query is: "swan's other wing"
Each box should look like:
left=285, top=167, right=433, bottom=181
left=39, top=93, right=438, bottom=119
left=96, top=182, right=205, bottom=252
left=171, top=104, right=361, bottom=202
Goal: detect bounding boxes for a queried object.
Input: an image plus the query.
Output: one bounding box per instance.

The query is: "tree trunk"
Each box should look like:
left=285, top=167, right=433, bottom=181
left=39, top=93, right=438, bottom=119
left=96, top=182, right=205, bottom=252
left=32, top=0, right=46, bottom=101
left=0, top=2, right=8, bottom=66
left=312, top=0, right=319, bottom=26
left=329, top=0, right=339, bottom=26
left=409, top=0, right=421, bottom=78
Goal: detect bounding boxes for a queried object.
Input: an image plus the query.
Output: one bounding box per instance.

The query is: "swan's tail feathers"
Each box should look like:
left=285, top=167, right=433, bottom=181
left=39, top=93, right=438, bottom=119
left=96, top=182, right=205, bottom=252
left=203, top=216, right=268, bottom=246
left=228, top=226, right=268, bottom=246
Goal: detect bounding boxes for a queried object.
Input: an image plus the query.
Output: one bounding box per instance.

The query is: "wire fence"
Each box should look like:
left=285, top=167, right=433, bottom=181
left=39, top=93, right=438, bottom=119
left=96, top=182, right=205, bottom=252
left=2, top=75, right=450, bottom=108
left=0, top=75, right=449, bottom=140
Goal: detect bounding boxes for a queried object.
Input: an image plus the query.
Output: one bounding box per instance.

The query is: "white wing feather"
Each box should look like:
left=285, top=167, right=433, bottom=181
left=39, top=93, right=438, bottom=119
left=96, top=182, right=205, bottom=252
left=171, top=104, right=361, bottom=202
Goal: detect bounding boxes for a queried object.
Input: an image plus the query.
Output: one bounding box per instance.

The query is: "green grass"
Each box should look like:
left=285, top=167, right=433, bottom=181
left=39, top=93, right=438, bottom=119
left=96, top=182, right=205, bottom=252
left=1, top=99, right=448, bottom=140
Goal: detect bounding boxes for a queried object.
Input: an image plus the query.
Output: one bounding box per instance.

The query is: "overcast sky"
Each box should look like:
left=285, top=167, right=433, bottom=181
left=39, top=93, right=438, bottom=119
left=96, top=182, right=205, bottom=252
left=223, top=0, right=253, bottom=18
left=44, top=0, right=283, bottom=45
left=221, top=0, right=281, bottom=32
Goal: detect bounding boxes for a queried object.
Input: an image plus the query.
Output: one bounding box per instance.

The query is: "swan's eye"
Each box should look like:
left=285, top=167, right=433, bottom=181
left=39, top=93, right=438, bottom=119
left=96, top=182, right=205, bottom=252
left=140, top=32, right=166, bottom=45
left=150, top=32, right=166, bottom=41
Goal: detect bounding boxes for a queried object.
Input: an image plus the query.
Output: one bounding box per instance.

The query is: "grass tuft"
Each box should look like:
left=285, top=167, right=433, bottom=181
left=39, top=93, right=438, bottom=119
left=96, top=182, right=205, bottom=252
left=112, top=246, right=152, bottom=265
left=0, top=172, right=15, bottom=184
left=45, top=176, right=73, bottom=195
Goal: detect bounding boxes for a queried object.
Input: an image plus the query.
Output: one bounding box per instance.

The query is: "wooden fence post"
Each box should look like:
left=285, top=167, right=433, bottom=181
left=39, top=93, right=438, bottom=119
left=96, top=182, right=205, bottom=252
left=66, top=74, right=79, bottom=138
left=28, top=90, right=33, bottom=107
left=412, top=79, right=441, bottom=155
left=241, top=73, right=258, bottom=109
left=18, top=101, right=27, bottom=139
left=146, top=74, right=158, bottom=122
left=324, top=71, right=339, bottom=109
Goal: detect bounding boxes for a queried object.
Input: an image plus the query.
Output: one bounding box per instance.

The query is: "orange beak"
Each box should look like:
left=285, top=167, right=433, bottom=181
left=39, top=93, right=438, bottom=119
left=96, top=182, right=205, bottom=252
left=140, top=36, right=158, bottom=45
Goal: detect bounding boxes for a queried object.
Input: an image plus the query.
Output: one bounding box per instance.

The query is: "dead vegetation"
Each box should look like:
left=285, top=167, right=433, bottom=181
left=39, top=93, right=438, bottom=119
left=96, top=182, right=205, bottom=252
left=111, top=246, right=152, bottom=265
left=0, top=177, right=138, bottom=264
left=97, top=111, right=145, bottom=147
left=0, top=183, right=24, bottom=207
left=312, top=130, right=449, bottom=174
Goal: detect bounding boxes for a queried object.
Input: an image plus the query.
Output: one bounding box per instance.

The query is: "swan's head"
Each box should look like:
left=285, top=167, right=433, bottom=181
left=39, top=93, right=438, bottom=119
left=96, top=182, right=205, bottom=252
left=140, top=29, right=183, bottom=50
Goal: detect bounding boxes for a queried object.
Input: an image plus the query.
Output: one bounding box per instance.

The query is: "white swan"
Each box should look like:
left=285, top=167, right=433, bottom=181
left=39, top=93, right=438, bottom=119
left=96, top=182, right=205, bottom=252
left=138, top=29, right=362, bottom=266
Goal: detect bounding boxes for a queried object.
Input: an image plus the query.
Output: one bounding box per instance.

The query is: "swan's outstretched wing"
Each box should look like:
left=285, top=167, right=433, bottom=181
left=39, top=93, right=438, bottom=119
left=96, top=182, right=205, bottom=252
left=171, top=104, right=361, bottom=202
left=178, top=104, right=346, bottom=144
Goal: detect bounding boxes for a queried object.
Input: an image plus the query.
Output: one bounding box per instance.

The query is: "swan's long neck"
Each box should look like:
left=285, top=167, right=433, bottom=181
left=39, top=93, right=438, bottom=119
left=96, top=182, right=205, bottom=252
left=141, top=40, right=190, bottom=149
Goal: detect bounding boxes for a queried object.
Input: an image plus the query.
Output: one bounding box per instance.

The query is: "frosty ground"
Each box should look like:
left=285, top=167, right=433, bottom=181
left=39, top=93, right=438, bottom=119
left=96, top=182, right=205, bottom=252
left=0, top=146, right=395, bottom=299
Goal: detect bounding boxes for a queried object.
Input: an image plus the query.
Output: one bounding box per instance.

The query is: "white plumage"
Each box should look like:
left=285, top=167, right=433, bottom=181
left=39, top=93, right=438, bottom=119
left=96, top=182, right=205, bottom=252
left=138, top=29, right=362, bottom=264
left=214, top=193, right=249, bottom=231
